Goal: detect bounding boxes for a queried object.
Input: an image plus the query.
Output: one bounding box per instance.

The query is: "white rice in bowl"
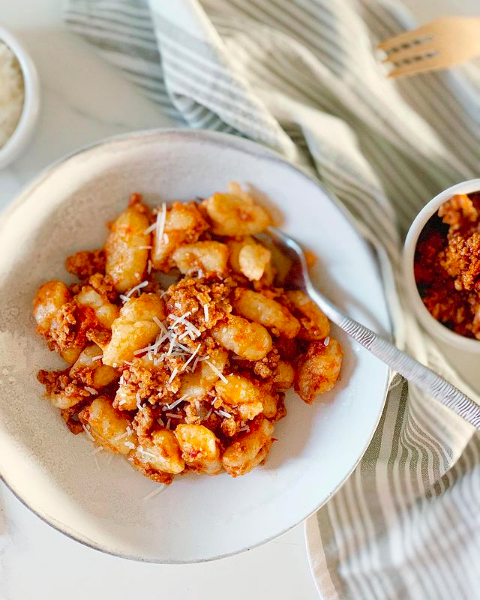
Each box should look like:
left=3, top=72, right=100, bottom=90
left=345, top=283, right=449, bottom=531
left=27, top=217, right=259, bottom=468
left=0, top=40, right=24, bottom=148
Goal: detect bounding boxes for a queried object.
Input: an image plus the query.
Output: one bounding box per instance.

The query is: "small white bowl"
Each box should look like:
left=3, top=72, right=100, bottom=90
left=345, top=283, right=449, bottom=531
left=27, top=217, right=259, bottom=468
left=0, top=26, right=40, bottom=169
left=403, top=179, right=480, bottom=390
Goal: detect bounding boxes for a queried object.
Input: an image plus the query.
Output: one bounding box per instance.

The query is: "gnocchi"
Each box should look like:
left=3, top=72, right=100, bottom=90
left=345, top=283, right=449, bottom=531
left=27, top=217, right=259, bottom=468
left=212, top=315, right=272, bottom=360
left=80, top=396, right=136, bottom=455
left=133, top=429, right=185, bottom=476
left=76, top=286, right=119, bottom=329
left=203, top=186, right=271, bottom=236
left=179, top=348, right=228, bottom=399
left=295, top=338, right=343, bottom=403
left=174, top=424, right=222, bottom=475
left=105, top=196, right=151, bottom=292
left=285, top=290, right=330, bottom=340
left=172, top=241, right=229, bottom=276
left=103, top=294, right=165, bottom=366
left=33, top=281, right=71, bottom=336
left=215, top=374, right=264, bottom=421
left=152, top=201, right=208, bottom=270
left=70, top=344, right=118, bottom=389
left=228, top=237, right=271, bottom=281
left=222, top=417, right=274, bottom=477
left=35, top=187, right=343, bottom=486
left=233, top=289, right=300, bottom=338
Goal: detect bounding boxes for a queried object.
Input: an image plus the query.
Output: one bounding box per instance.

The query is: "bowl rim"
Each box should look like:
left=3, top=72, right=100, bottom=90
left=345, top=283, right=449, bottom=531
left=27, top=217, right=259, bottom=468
left=403, top=178, right=480, bottom=353
left=0, top=25, right=40, bottom=169
left=0, top=128, right=391, bottom=563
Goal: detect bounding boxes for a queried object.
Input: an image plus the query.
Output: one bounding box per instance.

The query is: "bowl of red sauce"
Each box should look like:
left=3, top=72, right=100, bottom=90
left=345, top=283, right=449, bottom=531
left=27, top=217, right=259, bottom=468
left=404, top=179, right=480, bottom=390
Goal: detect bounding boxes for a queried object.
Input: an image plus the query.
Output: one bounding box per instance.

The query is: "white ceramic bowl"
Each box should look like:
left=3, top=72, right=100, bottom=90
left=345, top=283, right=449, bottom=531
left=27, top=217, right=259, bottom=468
left=403, top=179, right=480, bottom=390
left=0, top=26, right=40, bottom=169
left=0, top=130, right=390, bottom=562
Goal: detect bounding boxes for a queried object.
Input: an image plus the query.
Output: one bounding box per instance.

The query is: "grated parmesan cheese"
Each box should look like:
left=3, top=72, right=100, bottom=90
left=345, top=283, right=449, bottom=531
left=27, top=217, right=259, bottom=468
left=121, top=280, right=149, bottom=302
left=165, top=412, right=182, bottom=419
left=156, top=203, right=167, bottom=245
left=205, top=360, right=228, bottom=384
left=167, top=367, right=178, bottom=385
left=143, top=485, right=166, bottom=500
left=0, top=42, right=24, bottom=148
left=82, top=424, right=94, bottom=441
left=182, top=344, right=200, bottom=372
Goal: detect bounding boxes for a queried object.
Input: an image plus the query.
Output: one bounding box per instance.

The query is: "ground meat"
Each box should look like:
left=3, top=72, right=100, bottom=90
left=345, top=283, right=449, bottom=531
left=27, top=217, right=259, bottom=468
left=441, top=231, right=480, bottom=291
left=60, top=406, right=86, bottom=434
left=88, top=273, right=118, bottom=301
left=47, top=302, right=99, bottom=356
left=121, top=358, right=179, bottom=404
left=414, top=193, right=480, bottom=339
left=38, top=368, right=91, bottom=399
left=165, top=277, right=234, bottom=337
left=438, top=193, right=480, bottom=230
left=86, top=328, right=111, bottom=349
left=252, top=349, right=280, bottom=380
left=133, top=405, right=156, bottom=442
left=66, top=250, right=106, bottom=279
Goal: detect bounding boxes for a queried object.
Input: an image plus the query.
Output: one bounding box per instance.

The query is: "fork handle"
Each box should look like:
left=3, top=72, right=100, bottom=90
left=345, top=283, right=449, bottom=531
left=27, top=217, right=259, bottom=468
left=308, top=286, right=480, bottom=429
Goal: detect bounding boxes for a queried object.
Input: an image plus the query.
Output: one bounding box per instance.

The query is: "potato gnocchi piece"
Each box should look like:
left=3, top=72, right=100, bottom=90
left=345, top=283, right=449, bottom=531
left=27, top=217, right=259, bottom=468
left=80, top=396, right=136, bottom=455
left=203, top=186, right=271, bottom=236
left=222, top=417, right=274, bottom=477
left=215, top=374, right=264, bottom=421
left=262, top=392, right=280, bottom=419
left=105, top=198, right=151, bottom=293
left=228, top=237, right=271, bottom=281
left=174, top=424, right=222, bottom=475
left=295, top=338, right=343, bottom=404
left=233, top=289, right=300, bottom=339
left=70, top=344, right=118, bottom=389
left=179, top=348, right=228, bottom=399
left=33, top=281, right=71, bottom=336
left=172, top=241, right=229, bottom=277
left=35, top=285, right=95, bottom=365
left=273, top=361, right=295, bottom=392
left=133, top=429, right=185, bottom=476
left=152, top=202, right=208, bottom=270
left=239, top=243, right=271, bottom=281
left=103, top=294, right=165, bottom=366
left=285, top=290, right=330, bottom=340
left=228, top=237, right=250, bottom=274
left=212, top=315, right=272, bottom=360
left=50, top=391, right=85, bottom=410
left=75, top=286, right=119, bottom=329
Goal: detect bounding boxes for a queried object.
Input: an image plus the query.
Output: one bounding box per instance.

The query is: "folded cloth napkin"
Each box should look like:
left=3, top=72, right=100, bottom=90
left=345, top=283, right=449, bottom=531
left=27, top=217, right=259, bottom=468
left=64, top=1, right=480, bottom=597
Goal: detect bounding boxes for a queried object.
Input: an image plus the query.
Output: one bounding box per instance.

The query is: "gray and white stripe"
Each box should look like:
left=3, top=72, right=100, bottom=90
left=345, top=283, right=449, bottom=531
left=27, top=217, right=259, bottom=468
left=64, top=0, right=480, bottom=597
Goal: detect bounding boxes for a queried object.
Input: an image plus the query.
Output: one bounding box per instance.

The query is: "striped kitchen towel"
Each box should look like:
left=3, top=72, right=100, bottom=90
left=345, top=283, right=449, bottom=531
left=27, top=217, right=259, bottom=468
left=64, top=1, right=480, bottom=598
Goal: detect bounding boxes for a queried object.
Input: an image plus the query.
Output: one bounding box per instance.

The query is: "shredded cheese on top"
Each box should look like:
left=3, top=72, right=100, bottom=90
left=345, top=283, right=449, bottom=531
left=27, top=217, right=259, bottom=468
left=205, top=360, right=228, bottom=384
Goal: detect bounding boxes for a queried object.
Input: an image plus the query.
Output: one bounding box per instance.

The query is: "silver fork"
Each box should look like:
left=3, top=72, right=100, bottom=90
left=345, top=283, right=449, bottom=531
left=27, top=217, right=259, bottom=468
left=267, top=227, right=480, bottom=430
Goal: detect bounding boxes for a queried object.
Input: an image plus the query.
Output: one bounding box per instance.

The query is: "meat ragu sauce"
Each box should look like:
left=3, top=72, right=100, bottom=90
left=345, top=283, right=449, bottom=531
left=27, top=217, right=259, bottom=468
left=414, top=193, right=480, bottom=339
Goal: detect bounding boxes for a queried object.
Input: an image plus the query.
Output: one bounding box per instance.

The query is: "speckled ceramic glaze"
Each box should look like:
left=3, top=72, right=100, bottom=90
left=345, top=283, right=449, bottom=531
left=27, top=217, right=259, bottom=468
left=0, top=130, right=390, bottom=563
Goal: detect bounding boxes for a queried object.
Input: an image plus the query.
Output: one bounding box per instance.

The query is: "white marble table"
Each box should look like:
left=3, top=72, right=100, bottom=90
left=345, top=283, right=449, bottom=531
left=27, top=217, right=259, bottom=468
left=0, top=0, right=477, bottom=598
